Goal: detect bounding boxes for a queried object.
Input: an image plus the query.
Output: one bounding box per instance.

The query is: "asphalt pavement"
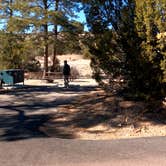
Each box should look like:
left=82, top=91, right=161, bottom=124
left=0, top=136, right=166, bottom=166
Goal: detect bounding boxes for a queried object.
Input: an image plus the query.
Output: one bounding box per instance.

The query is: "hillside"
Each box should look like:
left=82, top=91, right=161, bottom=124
left=37, top=54, right=92, bottom=78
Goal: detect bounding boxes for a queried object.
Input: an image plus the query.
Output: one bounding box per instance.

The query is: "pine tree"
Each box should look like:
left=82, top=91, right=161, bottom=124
left=134, top=0, right=166, bottom=96
left=51, top=0, right=80, bottom=71
left=82, top=0, right=165, bottom=98
left=0, top=0, right=28, bottom=69
left=0, top=0, right=82, bottom=74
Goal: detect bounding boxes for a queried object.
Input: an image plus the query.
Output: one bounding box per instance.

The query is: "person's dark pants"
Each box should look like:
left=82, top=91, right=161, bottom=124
left=64, top=75, right=70, bottom=87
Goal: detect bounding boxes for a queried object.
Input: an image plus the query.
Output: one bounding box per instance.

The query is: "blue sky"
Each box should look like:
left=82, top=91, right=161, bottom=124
left=76, top=10, right=88, bottom=31
left=0, top=9, right=88, bottom=32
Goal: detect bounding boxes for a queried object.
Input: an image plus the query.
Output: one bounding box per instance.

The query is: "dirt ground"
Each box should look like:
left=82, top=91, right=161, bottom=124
left=1, top=78, right=165, bottom=141
left=39, top=79, right=166, bottom=140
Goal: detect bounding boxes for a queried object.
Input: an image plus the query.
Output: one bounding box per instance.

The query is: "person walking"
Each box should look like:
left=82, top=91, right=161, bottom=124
left=63, top=60, right=70, bottom=88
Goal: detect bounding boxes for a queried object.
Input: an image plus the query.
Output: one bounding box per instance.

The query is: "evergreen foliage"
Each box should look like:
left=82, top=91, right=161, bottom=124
left=0, top=0, right=81, bottom=74
left=82, top=0, right=166, bottom=98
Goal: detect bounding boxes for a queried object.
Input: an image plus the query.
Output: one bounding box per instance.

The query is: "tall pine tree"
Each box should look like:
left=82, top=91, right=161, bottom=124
left=83, top=0, right=165, bottom=98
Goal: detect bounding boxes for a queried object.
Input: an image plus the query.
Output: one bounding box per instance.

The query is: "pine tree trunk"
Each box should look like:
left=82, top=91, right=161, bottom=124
left=43, top=0, right=49, bottom=79
left=43, top=43, right=49, bottom=79
left=52, top=0, right=59, bottom=72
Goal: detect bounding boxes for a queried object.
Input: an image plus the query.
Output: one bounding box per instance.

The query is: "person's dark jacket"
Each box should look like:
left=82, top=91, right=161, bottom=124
left=63, top=64, right=70, bottom=75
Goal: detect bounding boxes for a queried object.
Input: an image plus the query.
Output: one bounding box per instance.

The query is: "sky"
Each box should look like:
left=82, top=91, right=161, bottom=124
left=75, top=10, right=88, bottom=31
left=0, top=9, right=88, bottom=32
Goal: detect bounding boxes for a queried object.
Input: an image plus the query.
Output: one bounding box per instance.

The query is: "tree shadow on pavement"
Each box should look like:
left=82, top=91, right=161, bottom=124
left=0, top=85, right=99, bottom=141
left=0, top=110, right=50, bottom=141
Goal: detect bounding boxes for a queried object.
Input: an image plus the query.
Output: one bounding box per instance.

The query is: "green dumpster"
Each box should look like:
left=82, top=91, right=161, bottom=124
left=0, top=69, right=24, bottom=85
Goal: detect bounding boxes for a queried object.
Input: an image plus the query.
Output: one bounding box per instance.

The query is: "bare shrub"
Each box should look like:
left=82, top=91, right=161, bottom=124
left=70, top=67, right=80, bottom=81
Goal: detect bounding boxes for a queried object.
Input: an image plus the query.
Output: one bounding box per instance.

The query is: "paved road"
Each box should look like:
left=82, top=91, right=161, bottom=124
left=0, top=136, right=166, bottom=166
